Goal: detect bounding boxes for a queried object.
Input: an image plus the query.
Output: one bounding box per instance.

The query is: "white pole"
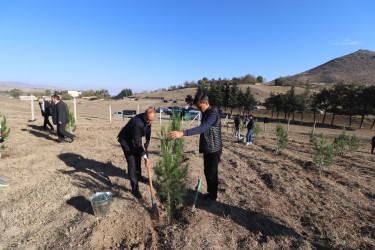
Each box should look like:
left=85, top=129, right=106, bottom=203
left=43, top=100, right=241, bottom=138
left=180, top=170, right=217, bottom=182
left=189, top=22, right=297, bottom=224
left=160, top=109, right=162, bottom=124
left=109, top=105, right=112, bottom=122
left=287, top=117, right=290, bottom=134
left=313, top=120, right=316, bottom=135
left=181, top=116, right=184, bottom=126
left=74, top=97, right=77, bottom=121
left=137, top=105, right=139, bottom=114
left=31, top=95, right=34, bottom=121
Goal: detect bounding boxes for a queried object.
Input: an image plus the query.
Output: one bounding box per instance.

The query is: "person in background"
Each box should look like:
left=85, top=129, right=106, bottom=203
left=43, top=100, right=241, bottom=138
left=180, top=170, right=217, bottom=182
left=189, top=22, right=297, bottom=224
left=51, top=95, right=76, bottom=143
left=245, top=115, right=254, bottom=145
left=117, top=109, right=156, bottom=198
left=167, top=93, right=222, bottom=205
left=234, top=114, right=241, bottom=140
left=38, top=99, right=54, bottom=131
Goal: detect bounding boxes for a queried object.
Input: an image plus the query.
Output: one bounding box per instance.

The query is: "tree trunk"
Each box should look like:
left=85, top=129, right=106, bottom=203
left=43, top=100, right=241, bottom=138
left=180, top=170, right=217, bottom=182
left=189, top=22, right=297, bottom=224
left=371, top=118, right=375, bottom=130
left=292, top=111, right=295, bottom=121
left=349, top=115, right=352, bottom=128
left=331, top=113, right=336, bottom=126
left=322, top=109, right=327, bottom=124
left=271, top=110, right=274, bottom=117
left=284, top=112, right=287, bottom=120
left=277, top=111, right=279, bottom=120
left=313, top=112, right=316, bottom=123
left=300, top=113, right=304, bottom=125
left=360, top=114, right=365, bottom=128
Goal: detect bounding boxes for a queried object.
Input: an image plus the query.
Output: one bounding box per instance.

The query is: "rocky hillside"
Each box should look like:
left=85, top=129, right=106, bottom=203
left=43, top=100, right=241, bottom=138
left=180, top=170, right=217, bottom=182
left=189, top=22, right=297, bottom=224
left=284, top=49, right=375, bottom=85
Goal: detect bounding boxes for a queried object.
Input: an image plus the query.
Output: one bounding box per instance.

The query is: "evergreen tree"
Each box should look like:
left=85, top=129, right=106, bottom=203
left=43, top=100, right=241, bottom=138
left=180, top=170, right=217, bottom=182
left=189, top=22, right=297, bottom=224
left=223, top=83, right=230, bottom=112
left=228, top=83, right=240, bottom=114
left=66, top=106, right=77, bottom=132
left=276, top=122, right=288, bottom=155
left=0, top=113, right=11, bottom=159
left=348, top=134, right=360, bottom=152
left=185, top=95, right=194, bottom=106
left=243, top=87, right=256, bottom=116
left=252, top=119, right=261, bottom=143
left=154, top=112, right=189, bottom=223
left=311, top=133, right=334, bottom=175
left=333, top=130, right=350, bottom=155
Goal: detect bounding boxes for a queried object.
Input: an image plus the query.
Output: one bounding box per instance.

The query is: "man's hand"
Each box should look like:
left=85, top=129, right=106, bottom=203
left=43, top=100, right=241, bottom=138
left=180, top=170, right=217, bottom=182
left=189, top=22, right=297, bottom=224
left=167, top=131, right=183, bottom=140
left=58, top=121, right=62, bottom=125
left=144, top=141, right=149, bottom=150
left=144, top=158, right=150, bottom=168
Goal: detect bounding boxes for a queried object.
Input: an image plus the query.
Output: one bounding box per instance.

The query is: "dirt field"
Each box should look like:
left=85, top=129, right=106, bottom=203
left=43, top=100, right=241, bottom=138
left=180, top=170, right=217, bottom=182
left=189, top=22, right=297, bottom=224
left=1, top=95, right=375, bottom=249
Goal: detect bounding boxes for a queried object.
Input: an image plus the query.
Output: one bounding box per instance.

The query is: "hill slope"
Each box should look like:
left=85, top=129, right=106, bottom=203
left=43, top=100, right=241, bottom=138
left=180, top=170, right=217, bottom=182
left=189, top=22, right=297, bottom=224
left=284, top=49, right=375, bottom=84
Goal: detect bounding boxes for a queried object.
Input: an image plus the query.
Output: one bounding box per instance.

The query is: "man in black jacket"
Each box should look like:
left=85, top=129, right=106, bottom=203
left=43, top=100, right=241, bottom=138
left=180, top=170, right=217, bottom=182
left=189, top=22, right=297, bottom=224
left=117, top=109, right=156, bottom=198
left=51, top=95, right=76, bottom=143
left=372, top=136, right=375, bottom=154
left=38, top=99, right=54, bottom=131
left=167, top=93, right=222, bottom=204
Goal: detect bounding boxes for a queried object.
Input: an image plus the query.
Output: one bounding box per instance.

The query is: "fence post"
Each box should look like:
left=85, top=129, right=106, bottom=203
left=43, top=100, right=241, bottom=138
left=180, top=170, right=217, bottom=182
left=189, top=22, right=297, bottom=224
left=31, top=95, right=35, bottom=121
left=109, top=105, right=112, bottom=122
left=74, top=97, right=77, bottom=122
left=313, top=120, right=316, bottom=135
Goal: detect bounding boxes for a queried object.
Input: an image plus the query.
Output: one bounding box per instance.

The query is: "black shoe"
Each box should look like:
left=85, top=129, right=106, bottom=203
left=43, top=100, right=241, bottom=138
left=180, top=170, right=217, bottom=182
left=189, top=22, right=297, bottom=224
left=202, top=197, right=216, bottom=206
left=59, top=140, right=67, bottom=143
left=131, top=190, right=143, bottom=199
left=200, top=193, right=212, bottom=200
left=70, top=136, right=76, bottom=143
left=139, top=176, right=149, bottom=183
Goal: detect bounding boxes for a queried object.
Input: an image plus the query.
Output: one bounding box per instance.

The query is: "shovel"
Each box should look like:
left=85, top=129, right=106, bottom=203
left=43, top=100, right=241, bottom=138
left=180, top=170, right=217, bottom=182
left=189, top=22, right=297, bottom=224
left=192, top=178, right=202, bottom=211
left=145, top=147, right=160, bottom=221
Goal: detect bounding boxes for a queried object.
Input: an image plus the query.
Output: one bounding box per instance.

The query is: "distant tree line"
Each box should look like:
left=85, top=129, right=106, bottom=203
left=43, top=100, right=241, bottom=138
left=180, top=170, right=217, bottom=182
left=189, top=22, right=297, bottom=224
left=170, top=74, right=264, bottom=91
left=186, top=81, right=257, bottom=116
left=265, top=82, right=375, bottom=129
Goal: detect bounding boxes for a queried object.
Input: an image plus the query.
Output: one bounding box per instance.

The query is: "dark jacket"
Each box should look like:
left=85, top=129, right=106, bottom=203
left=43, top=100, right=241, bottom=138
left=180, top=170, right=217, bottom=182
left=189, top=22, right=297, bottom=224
left=117, top=113, right=151, bottom=157
left=55, top=101, right=69, bottom=124
left=372, top=136, right=375, bottom=145
left=39, top=101, right=52, bottom=117
left=247, top=119, right=254, bottom=130
left=234, top=117, right=240, bottom=127
left=199, top=107, right=222, bottom=154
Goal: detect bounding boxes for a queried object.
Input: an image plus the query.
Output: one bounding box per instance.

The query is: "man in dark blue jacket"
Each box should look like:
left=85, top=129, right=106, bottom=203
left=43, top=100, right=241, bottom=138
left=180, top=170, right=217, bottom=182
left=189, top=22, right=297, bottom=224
left=38, top=99, right=54, bottom=131
left=117, top=109, right=155, bottom=198
left=168, top=93, right=222, bottom=204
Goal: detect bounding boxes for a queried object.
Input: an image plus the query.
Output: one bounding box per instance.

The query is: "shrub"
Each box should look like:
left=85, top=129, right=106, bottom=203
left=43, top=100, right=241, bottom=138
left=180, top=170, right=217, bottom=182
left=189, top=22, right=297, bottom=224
left=348, top=134, right=360, bottom=152
left=10, top=89, right=23, bottom=99
left=154, top=112, right=188, bottom=223
left=333, top=130, right=360, bottom=155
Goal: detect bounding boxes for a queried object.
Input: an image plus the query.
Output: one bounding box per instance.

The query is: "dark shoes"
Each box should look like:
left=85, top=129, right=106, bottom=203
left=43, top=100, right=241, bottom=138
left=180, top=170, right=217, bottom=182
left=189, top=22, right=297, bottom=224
left=139, top=176, right=149, bottom=183
left=70, top=136, right=76, bottom=143
left=200, top=193, right=216, bottom=206
left=131, top=189, right=143, bottom=199
left=59, top=140, right=67, bottom=143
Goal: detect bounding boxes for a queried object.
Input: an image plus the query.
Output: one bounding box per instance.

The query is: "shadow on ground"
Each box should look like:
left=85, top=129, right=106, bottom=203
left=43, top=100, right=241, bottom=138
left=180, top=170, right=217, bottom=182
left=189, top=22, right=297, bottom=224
left=58, top=153, right=130, bottom=192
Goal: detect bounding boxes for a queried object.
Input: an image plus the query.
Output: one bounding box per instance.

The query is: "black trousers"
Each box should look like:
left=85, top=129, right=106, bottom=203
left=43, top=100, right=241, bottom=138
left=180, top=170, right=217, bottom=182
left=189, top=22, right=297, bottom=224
left=43, top=115, right=53, bottom=130
left=372, top=144, right=375, bottom=154
left=121, top=146, right=142, bottom=192
left=57, top=123, right=75, bottom=142
left=203, top=150, right=221, bottom=200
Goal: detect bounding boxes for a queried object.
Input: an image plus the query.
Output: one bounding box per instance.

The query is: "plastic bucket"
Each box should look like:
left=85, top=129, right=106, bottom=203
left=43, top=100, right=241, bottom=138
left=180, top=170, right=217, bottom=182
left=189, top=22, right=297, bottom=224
left=89, top=192, right=113, bottom=217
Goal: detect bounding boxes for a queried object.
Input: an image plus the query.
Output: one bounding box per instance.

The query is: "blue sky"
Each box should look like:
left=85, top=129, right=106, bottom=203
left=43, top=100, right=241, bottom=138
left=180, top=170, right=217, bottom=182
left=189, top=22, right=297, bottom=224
left=0, top=0, right=374, bottom=94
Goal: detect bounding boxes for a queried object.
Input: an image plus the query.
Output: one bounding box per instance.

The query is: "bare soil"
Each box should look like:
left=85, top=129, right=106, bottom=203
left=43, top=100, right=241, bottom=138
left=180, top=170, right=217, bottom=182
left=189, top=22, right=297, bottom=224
left=1, top=95, right=375, bottom=249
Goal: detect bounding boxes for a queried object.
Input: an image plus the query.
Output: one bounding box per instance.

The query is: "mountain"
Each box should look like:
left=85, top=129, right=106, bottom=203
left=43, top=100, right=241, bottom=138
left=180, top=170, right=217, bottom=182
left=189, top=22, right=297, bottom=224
left=0, top=81, right=58, bottom=92
left=283, top=49, right=375, bottom=85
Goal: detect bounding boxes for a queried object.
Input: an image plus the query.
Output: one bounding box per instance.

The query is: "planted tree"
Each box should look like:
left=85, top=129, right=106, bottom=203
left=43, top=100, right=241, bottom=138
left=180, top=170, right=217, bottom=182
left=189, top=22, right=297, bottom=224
left=311, top=133, right=334, bottom=175
left=154, top=112, right=189, bottom=223
left=276, top=122, right=288, bottom=155
left=252, top=119, right=261, bottom=143
left=0, top=113, right=11, bottom=159
left=66, top=106, right=77, bottom=132
left=333, top=130, right=360, bottom=155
